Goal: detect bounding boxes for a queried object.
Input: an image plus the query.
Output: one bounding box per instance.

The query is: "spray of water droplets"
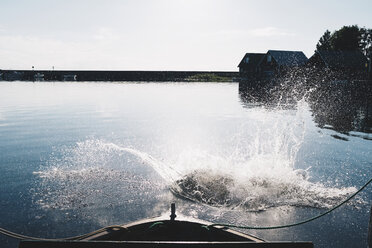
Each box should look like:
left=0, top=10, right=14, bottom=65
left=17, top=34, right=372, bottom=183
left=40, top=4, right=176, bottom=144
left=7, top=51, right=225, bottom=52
left=32, top=100, right=363, bottom=213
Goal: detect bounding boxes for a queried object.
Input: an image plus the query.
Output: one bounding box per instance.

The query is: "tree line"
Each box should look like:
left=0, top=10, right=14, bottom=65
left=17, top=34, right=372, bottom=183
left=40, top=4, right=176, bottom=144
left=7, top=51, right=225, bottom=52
left=316, top=25, right=372, bottom=57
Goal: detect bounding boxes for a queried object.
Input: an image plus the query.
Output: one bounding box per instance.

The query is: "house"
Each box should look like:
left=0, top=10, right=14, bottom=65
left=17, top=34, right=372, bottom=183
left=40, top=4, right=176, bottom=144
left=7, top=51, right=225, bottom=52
left=237, top=53, right=265, bottom=78
left=307, top=50, right=369, bottom=80
left=258, top=50, right=308, bottom=77
left=238, top=50, right=308, bottom=79
left=308, top=50, right=368, bottom=70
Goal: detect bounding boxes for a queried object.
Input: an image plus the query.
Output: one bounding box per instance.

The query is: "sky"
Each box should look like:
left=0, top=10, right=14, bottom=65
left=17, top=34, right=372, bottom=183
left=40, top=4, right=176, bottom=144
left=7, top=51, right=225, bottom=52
left=0, top=0, right=371, bottom=71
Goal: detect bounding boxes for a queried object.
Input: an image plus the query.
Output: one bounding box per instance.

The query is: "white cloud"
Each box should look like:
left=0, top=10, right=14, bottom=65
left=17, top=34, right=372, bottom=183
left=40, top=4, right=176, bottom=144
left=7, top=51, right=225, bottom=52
left=93, top=27, right=120, bottom=41
left=247, top=27, right=296, bottom=37
left=0, top=32, right=232, bottom=70
left=0, top=34, right=131, bottom=70
left=203, top=27, right=296, bottom=39
left=0, top=26, right=298, bottom=71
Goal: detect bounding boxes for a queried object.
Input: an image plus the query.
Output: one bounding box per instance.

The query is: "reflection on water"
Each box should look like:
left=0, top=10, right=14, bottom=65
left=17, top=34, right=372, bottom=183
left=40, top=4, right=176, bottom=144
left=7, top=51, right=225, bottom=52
left=239, top=81, right=372, bottom=140
left=309, top=83, right=372, bottom=138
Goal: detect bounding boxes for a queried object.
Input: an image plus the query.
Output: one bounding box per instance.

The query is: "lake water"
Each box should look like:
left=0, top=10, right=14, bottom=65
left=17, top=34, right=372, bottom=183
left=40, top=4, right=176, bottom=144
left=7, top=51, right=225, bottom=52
left=0, top=81, right=371, bottom=248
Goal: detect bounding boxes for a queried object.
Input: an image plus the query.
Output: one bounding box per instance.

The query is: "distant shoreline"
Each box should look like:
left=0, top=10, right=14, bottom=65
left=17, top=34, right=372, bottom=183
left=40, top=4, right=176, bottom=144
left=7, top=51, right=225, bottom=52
left=0, top=70, right=239, bottom=82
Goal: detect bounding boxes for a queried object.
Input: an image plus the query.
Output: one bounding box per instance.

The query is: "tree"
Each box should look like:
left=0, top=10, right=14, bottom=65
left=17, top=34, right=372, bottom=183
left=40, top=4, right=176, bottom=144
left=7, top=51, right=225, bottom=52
left=360, top=28, right=372, bottom=56
left=315, top=25, right=371, bottom=52
left=330, top=25, right=361, bottom=51
left=316, top=30, right=332, bottom=51
left=315, top=25, right=372, bottom=79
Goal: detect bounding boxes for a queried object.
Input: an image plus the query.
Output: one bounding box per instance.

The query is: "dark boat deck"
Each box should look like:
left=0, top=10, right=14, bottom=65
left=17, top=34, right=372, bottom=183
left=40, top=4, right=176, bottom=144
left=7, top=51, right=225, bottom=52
left=19, top=218, right=313, bottom=248
left=19, top=240, right=314, bottom=248
left=18, top=204, right=313, bottom=248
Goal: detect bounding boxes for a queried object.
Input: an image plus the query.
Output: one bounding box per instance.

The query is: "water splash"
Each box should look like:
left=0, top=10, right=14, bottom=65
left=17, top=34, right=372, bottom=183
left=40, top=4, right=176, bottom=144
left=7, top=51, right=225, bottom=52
left=164, top=100, right=361, bottom=210
left=102, top=142, right=180, bottom=182
left=170, top=168, right=359, bottom=211
left=33, top=167, right=158, bottom=210
left=33, top=139, right=360, bottom=213
left=32, top=140, right=168, bottom=212
left=32, top=99, right=363, bottom=212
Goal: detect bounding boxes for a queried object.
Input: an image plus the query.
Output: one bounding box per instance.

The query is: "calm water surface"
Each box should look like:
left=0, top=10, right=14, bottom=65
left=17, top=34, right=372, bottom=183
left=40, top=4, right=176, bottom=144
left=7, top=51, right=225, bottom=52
left=0, top=81, right=371, bottom=247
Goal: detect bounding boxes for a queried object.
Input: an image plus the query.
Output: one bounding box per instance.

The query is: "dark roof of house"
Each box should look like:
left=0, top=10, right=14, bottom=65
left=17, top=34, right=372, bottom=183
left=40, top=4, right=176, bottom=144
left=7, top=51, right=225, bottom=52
left=267, top=50, right=308, bottom=66
left=315, top=50, right=368, bottom=69
left=238, top=53, right=265, bottom=67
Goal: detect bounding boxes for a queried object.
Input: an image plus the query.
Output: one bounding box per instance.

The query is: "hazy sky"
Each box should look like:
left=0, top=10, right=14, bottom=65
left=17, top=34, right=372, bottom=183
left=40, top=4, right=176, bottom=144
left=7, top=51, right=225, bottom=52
left=1, top=0, right=371, bottom=71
